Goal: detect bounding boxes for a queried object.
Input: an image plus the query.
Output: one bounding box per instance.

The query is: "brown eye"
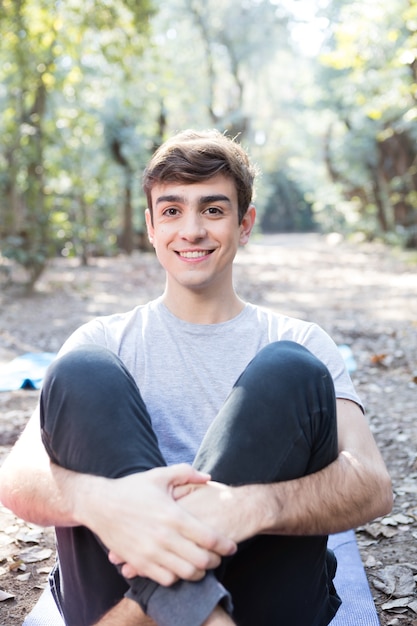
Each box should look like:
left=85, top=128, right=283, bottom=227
left=163, top=207, right=179, bottom=216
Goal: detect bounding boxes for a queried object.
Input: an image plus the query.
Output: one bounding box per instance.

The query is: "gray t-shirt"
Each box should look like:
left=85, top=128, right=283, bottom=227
left=59, top=298, right=361, bottom=465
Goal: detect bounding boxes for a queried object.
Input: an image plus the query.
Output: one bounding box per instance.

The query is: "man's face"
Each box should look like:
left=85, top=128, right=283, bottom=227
left=145, top=174, right=255, bottom=294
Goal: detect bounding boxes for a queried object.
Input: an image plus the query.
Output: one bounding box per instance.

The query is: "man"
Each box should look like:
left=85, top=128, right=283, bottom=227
left=0, top=129, right=392, bottom=626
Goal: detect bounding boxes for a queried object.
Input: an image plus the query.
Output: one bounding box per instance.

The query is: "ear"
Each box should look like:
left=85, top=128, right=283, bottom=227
left=239, top=205, right=256, bottom=246
left=145, top=209, right=155, bottom=245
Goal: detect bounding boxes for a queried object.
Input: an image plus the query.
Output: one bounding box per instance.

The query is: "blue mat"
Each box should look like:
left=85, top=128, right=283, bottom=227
left=328, top=531, right=379, bottom=625
left=22, top=531, right=379, bottom=625
left=0, top=353, right=56, bottom=392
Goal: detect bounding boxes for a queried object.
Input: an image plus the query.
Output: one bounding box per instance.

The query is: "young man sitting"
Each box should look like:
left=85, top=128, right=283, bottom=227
left=0, top=129, right=392, bottom=626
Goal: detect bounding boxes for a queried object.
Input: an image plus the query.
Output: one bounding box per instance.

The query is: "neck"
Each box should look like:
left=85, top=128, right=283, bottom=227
left=161, top=284, right=245, bottom=324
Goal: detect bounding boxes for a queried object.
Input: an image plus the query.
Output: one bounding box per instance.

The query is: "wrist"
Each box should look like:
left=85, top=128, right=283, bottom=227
left=237, top=483, right=282, bottom=536
left=69, top=471, right=107, bottom=528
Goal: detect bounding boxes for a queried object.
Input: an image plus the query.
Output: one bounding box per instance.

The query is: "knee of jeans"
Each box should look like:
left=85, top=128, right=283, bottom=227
left=253, top=341, right=335, bottom=408
left=44, top=345, right=119, bottom=392
left=262, top=340, right=329, bottom=377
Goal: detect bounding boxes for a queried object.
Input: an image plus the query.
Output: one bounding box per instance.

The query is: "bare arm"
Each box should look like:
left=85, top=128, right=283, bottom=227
left=177, top=399, right=393, bottom=542
left=0, top=407, right=236, bottom=586
left=0, top=407, right=81, bottom=527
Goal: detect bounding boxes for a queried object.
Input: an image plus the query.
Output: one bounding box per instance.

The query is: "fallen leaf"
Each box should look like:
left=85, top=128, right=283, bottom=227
left=8, top=559, right=23, bottom=571
left=0, top=589, right=15, bottom=602
left=382, top=597, right=413, bottom=611
left=373, top=565, right=416, bottom=597
left=371, top=353, right=388, bottom=365
left=364, top=554, right=379, bottom=567
left=19, top=547, right=53, bottom=564
left=396, top=482, right=417, bottom=495
left=410, top=600, right=417, bottom=614
left=0, top=532, right=14, bottom=547
left=382, top=513, right=415, bottom=526
left=362, top=522, right=398, bottom=538
left=15, top=529, right=43, bottom=544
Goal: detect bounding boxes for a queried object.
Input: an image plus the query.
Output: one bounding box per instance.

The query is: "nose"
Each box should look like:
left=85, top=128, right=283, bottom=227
left=179, top=212, right=207, bottom=241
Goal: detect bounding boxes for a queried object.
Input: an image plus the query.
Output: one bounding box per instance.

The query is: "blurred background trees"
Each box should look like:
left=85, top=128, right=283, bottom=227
left=1, top=0, right=417, bottom=289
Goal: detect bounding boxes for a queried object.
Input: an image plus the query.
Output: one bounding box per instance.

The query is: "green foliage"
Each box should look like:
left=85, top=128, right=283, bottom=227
left=317, top=0, right=417, bottom=245
left=0, top=0, right=155, bottom=287
left=2, top=0, right=417, bottom=293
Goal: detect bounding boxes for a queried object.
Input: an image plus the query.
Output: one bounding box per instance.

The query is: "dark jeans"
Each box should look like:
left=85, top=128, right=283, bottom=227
left=40, top=341, right=341, bottom=626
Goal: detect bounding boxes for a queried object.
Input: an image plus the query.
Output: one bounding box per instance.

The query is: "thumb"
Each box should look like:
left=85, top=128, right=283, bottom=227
left=154, top=463, right=211, bottom=488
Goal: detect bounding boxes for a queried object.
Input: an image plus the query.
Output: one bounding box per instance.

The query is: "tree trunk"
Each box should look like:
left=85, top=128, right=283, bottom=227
left=119, top=170, right=134, bottom=255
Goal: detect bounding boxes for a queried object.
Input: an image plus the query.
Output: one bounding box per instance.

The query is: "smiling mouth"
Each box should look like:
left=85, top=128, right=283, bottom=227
left=177, top=250, right=213, bottom=259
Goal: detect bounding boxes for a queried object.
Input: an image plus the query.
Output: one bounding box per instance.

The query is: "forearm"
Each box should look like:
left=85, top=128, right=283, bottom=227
left=0, top=406, right=94, bottom=527
left=247, top=449, right=392, bottom=537
left=180, top=445, right=392, bottom=543
left=0, top=444, right=87, bottom=528
left=227, top=400, right=392, bottom=539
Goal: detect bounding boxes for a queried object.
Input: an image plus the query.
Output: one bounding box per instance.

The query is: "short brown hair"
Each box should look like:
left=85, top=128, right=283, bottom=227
left=142, top=129, right=257, bottom=224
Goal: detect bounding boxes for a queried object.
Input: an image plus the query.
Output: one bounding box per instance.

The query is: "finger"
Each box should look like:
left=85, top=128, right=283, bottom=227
left=141, top=549, right=207, bottom=585
left=108, top=551, right=125, bottom=565
left=118, top=558, right=206, bottom=584
left=139, top=561, right=180, bottom=587
left=172, top=482, right=202, bottom=500
left=120, top=562, right=140, bottom=578
left=150, top=519, right=227, bottom=572
left=159, top=464, right=211, bottom=487
left=177, top=512, right=237, bottom=557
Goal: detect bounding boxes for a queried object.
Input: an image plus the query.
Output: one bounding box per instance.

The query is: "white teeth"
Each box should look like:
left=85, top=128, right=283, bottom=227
left=179, top=251, right=209, bottom=258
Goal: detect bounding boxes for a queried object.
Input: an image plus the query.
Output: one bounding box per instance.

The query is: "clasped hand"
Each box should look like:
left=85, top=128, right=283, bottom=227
left=80, top=464, right=237, bottom=586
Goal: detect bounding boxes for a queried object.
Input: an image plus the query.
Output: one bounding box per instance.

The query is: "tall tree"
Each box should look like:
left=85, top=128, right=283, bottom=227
left=0, top=0, right=155, bottom=287
left=184, top=0, right=290, bottom=138
left=319, top=0, right=417, bottom=245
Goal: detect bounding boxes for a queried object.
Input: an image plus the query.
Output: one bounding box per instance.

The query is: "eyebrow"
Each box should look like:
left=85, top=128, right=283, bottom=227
left=155, top=193, right=233, bottom=206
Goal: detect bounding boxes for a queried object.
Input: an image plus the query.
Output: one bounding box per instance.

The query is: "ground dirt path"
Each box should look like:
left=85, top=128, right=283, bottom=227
left=0, top=233, right=416, bottom=625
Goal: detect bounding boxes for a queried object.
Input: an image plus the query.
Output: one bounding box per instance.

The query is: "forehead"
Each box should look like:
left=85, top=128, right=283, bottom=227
left=150, top=174, right=238, bottom=206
